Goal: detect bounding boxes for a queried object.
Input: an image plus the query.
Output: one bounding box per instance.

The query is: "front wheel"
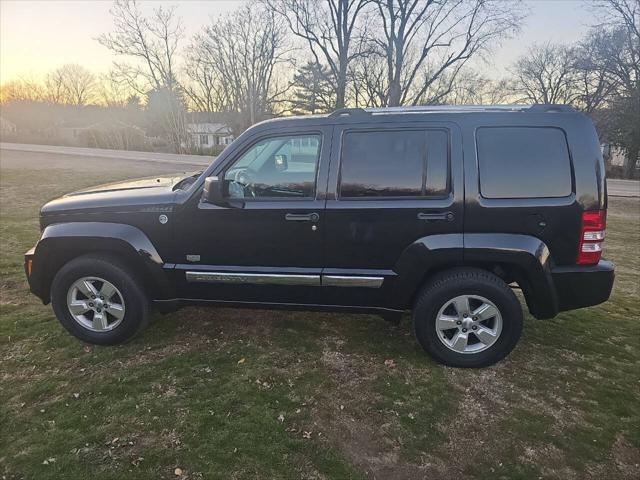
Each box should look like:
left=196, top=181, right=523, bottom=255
left=51, top=254, right=149, bottom=345
left=413, top=268, right=523, bottom=368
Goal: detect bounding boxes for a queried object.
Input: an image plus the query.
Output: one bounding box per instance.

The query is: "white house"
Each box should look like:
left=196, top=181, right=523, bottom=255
left=187, top=121, right=234, bottom=148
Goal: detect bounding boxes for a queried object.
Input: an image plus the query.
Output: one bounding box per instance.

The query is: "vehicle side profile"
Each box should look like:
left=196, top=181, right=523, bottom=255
left=25, top=105, right=615, bottom=367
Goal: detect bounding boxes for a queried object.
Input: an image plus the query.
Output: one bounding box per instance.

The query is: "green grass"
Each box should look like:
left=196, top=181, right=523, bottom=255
left=1, top=159, right=639, bottom=479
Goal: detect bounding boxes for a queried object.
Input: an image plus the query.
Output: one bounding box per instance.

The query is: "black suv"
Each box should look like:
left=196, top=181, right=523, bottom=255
left=25, top=105, right=615, bottom=367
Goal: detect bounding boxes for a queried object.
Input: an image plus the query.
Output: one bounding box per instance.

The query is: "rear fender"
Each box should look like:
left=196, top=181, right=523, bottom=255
left=463, top=233, right=558, bottom=319
left=29, top=222, right=173, bottom=303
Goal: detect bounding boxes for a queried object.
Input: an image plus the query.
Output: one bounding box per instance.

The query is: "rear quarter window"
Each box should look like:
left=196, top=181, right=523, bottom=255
left=476, top=127, right=573, bottom=199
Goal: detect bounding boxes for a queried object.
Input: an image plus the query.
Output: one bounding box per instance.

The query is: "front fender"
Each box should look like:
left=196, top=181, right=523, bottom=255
left=27, top=222, right=173, bottom=303
left=463, top=233, right=558, bottom=319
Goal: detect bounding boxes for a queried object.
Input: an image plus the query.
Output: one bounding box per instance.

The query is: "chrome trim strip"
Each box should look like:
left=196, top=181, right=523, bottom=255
left=186, top=271, right=321, bottom=286
left=322, top=275, right=384, bottom=288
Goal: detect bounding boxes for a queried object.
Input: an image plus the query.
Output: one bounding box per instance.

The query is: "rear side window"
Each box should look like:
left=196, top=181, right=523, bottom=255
left=339, top=129, right=449, bottom=198
left=476, top=127, right=572, bottom=199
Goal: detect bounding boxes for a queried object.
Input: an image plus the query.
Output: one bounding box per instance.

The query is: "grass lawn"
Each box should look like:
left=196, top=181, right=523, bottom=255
left=1, top=154, right=639, bottom=479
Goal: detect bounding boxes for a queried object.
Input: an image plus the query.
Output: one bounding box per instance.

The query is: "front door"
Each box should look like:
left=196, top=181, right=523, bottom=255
left=321, top=121, right=464, bottom=309
left=174, top=127, right=331, bottom=304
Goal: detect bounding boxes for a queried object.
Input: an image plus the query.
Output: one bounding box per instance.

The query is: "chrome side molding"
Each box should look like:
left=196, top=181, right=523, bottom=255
left=186, top=271, right=320, bottom=286
left=322, top=275, right=384, bottom=288
left=185, top=271, right=385, bottom=288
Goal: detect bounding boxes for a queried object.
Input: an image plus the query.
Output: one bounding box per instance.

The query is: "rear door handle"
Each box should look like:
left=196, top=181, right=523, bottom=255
left=417, top=212, right=454, bottom=222
left=285, top=212, right=320, bottom=222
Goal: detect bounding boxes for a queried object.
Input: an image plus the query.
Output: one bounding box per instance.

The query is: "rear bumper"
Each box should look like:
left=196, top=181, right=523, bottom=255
left=551, top=260, right=615, bottom=312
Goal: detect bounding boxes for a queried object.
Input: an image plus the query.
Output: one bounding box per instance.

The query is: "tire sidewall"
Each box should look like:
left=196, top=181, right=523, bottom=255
left=414, top=275, right=523, bottom=368
left=51, top=256, right=148, bottom=345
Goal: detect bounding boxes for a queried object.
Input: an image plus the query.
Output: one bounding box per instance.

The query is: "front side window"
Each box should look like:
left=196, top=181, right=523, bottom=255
left=224, top=134, right=321, bottom=199
left=339, top=129, right=449, bottom=198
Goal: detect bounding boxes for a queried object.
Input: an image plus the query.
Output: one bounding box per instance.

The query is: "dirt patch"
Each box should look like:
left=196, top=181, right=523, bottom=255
left=311, top=343, right=451, bottom=480
left=313, top=405, right=443, bottom=480
left=611, top=435, right=640, bottom=480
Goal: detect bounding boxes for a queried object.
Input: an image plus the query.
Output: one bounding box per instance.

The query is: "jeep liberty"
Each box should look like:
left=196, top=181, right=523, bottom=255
left=25, top=105, right=615, bottom=367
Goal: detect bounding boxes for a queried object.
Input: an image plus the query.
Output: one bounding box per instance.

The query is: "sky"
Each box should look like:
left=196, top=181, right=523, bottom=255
left=0, top=0, right=601, bottom=84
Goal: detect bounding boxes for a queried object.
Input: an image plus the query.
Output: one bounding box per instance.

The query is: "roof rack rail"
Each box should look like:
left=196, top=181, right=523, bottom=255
left=327, top=104, right=576, bottom=117
left=527, top=104, right=575, bottom=113
left=329, top=108, right=369, bottom=117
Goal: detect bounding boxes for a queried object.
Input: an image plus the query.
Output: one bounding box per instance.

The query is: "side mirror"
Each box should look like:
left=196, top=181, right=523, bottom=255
left=202, top=176, right=224, bottom=204
left=274, top=154, right=288, bottom=172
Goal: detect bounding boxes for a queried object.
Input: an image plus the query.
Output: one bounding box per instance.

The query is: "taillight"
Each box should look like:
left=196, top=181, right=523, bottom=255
left=577, top=210, right=606, bottom=265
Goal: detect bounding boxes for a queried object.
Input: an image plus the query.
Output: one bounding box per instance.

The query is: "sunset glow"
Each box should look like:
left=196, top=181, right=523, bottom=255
left=1, top=0, right=599, bottom=85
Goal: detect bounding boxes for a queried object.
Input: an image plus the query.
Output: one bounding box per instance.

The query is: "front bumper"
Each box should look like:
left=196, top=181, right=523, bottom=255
left=24, top=245, right=48, bottom=304
left=551, top=260, right=615, bottom=312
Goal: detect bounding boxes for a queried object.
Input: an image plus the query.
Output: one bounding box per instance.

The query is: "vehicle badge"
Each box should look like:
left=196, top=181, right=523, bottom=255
left=158, top=214, right=169, bottom=224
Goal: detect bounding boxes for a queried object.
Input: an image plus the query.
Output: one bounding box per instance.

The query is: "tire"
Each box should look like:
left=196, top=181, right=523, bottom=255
left=413, top=268, right=523, bottom=368
left=51, top=254, right=149, bottom=345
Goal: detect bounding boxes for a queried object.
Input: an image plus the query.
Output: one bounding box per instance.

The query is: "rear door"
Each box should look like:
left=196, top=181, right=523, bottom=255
left=463, top=120, right=580, bottom=266
left=321, top=120, right=464, bottom=309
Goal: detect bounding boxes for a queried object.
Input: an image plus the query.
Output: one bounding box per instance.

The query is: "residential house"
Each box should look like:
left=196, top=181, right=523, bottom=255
left=185, top=112, right=234, bottom=148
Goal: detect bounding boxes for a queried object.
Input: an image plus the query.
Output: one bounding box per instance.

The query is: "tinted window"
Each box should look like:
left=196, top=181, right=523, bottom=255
left=477, top=127, right=572, bottom=199
left=225, top=134, right=320, bottom=199
left=339, top=129, right=449, bottom=198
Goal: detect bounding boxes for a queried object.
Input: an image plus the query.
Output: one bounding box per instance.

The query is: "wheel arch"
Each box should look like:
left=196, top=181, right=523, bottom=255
left=395, top=233, right=559, bottom=319
left=29, top=222, right=174, bottom=304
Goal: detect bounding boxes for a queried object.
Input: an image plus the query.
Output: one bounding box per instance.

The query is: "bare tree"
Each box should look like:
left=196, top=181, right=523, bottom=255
left=349, top=54, right=388, bottom=107
left=444, top=69, right=516, bottom=105
left=0, top=77, right=44, bottom=104
left=44, top=69, right=67, bottom=104
left=182, top=42, right=226, bottom=113
left=194, top=3, right=291, bottom=132
left=591, top=0, right=640, bottom=176
left=97, top=70, right=135, bottom=107
left=572, top=31, right=618, bottom=113
left=512, top=43, right=580, bottom=104
left=98, top=0, right=184, bottom=94
left=269, top=0, right=373, bottom=109
left=44, top=64, right=96, bottom=105
left=369, top=0, right=522, bottom=106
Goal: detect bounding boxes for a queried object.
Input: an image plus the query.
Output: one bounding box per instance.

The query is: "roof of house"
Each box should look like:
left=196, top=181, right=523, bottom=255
left=187, top=122, right=233, bottom=135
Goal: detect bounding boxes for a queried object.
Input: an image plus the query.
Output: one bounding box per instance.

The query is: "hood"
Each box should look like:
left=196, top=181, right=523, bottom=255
left=68, top=173, right=188, bottom=196
left=40, top=172, right=199, bottom=216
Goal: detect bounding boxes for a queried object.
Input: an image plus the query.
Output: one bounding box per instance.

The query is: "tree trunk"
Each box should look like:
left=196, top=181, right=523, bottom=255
left=388, top=80, right=402, bottom=106
left=336, top=74, right=346, bottom=109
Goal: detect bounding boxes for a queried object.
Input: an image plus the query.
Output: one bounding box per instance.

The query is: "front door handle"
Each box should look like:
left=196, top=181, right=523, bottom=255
left=285, top=212, right=320, bottom=222
left=417, top=211, right=454, bottom=222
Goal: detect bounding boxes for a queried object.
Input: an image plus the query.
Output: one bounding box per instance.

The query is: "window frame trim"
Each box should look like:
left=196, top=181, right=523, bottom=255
left=336, top=127, right=452, bottom=202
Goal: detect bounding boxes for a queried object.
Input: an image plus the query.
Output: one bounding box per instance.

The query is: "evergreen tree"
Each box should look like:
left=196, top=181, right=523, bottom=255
left=290, top=62, right=334, bottom=115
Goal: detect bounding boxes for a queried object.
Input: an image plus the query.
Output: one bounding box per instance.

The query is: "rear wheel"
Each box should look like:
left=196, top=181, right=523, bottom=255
left=413, top=268, right=523, bottom=368
left=51, top=254, right=149, bottom=345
